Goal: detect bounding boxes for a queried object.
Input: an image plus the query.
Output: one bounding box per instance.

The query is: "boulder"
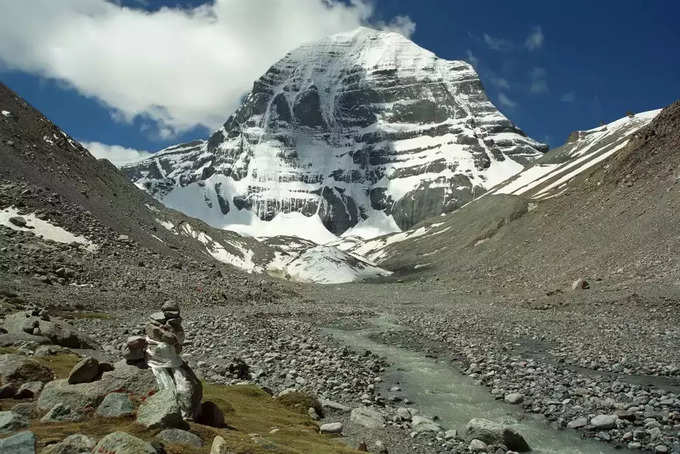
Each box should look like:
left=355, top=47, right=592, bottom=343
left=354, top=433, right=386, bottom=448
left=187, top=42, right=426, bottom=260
left=0, top=431, right=35, bottom=454
left=469, top=439, right=488, bottom=452
left=40, top=403, right=84, bottom=422
left=0, top=354, right=54, bottom=385
left=590, top=414, right=617, bottom=429
left=37, top=362, right=155, bottom=412
left=136, top=389, right=187, bottom=430
left=3, top=312, right=99, bottom=350
left=464, top=418, right=530, bottom=452
left=67, top=356, right=100, bottom=384
left=210, top=435, right=232, bottom=454
left=92, top=432, right=156, bottom=454
left=156, top=429, right=202, bottom=448
left=16, top=381, right=44, bottom=399
left=96, top=392, right=135, bottom=418
left=9, top=216, right=27, bottom=227
left=0, top=410, right=28, bottom=433
left=350, top=407, right=385, bottom=429
left=11, top=403, right=36, bottom=419
left=197, top=401, right=225, bottom=427
left=504, top=392, right=524, bottom=404
left=123, top=336, right=147, bottom=363
left=40, top=433, right=95, bottom=454
left=572, top=278, right=589, bottom=290
left=320, top=422, right=343, bottom=434
left=567, top=416, right=588, bottom=429
left=411, top=415, right=443, bottom=433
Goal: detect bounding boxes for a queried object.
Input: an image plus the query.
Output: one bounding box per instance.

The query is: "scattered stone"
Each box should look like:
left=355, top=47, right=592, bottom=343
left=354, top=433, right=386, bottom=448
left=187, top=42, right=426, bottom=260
left=320, top=398, right=351, bottom=413
left=9, top=216, right=27, bottom=228
left=95, top=392, right=135, bottom=417
left=350, top=407, right=385, bottom=429
left=444, top=429, right=457, bottom=440
left=469, top=439, right=488, bottom=452
left=590, top=414, right=617, bottom=430
left=15, top=381, right=44, bottom=399
left=0, top=353, right=54, bottom=385
left=92, top=431, right=156, bottom=454
left=567, top=416, right=588, bottom=429
left=0, top=410, right=28, bottom=433
left=3, top=313, right=99, bottom=349
left=67, top=356, right=100, bottom=384
left=40, top=403, right=84, bottom=422
left=504, top=392, right=524, bottom=404
left=156, top=429, right=202, bottom=448
left=210, top=435, right=231, bottom=454
left=320, top=422, right=343, bottom=434
left=136, top=388, right=187, bottom=430
left=571, top=278, right=589, bottom=290
left=0, top=431, right=36, bottom=454
left=465, top=418, right=530, bottom=452
left=40, top=433, right=95, bottom=454
left=411, top=415, right=442, bottom=433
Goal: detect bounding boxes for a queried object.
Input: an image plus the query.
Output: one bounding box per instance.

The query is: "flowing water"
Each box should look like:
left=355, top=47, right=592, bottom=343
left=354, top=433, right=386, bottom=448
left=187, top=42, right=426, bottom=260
left=323, top=315, right=624, bottom=454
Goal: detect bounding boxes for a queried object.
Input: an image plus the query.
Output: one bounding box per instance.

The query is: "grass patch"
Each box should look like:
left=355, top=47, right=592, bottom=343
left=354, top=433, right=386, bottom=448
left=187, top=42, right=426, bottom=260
left=3, top=383, right=360, bottom=454
left=275, top=391, right=323, bottom=417
left=34, top=353, right=81, bottom=379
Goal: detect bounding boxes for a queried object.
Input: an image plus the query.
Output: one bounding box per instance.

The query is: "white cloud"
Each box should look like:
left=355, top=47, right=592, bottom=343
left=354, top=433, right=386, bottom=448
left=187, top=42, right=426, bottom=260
left=525, top=26, right=544, bottom=51
left=0, top=0, right=415, bottom=138
left=483, top=33, right=513, bottom=51
left=561, top=92, right=576, bottom=103
left=529, top=67, right=549, bottom=94
left=465, top=49, right=479, bottom=68
left=498, top=92, right=517, bottom=109
left=83, top=141, right=152, bottom=166
left=490, top=77, right=510, bottom=89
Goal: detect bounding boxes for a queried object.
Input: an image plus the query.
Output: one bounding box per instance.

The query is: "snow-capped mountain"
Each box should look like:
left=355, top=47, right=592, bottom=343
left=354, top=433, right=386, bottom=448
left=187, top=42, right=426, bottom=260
left=123, top=27, right=547, bottom=242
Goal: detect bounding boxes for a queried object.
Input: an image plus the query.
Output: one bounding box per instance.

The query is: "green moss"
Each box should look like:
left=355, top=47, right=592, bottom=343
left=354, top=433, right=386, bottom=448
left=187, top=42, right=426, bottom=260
left=2, top=382, right=360, bottom=454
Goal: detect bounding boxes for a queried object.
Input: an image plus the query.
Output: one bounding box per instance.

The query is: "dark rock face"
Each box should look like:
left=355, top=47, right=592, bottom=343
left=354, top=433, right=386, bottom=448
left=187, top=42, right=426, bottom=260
left=123, top=27, right=546, bottom=237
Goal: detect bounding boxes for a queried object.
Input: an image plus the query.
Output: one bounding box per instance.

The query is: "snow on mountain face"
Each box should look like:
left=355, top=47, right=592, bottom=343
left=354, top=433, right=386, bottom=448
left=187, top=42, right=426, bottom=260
left=123, top=27, right=547, bottom=242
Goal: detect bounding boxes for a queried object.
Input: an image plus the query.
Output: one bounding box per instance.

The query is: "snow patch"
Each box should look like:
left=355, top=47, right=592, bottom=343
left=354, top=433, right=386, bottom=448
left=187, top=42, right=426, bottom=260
left=0, top=207, right=96, bottom=251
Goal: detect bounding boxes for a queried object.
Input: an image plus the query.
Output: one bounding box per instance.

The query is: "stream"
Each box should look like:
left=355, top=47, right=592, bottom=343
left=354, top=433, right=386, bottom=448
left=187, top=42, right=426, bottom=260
left=323, top=315, right=625, bottom=454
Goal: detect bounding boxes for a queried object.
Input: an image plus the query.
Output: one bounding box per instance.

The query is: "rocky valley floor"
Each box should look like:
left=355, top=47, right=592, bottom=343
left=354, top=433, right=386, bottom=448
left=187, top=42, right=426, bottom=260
left=2, top=259, right=678, bottom=453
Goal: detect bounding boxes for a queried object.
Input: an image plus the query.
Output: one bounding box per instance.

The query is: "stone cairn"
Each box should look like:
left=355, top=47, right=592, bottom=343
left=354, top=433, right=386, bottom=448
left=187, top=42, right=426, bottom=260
left=124, top=301, right=203, bottom=421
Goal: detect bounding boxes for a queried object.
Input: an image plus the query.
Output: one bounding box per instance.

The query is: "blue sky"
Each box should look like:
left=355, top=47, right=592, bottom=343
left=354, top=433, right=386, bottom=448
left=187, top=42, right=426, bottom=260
left=0, top=0, right=678, bottom=163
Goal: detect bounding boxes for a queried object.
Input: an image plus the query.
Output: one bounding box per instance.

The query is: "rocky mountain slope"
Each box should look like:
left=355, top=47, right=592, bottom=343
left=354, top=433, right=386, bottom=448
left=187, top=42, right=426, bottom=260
left=123, top=27, right=546, bottom=242
left=343, top=102, right=679, bottom=296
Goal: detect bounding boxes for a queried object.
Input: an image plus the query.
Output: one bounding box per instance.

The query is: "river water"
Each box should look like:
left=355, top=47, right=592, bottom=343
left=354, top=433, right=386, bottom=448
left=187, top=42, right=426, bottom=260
left=324, top=315, right=624, bottom=454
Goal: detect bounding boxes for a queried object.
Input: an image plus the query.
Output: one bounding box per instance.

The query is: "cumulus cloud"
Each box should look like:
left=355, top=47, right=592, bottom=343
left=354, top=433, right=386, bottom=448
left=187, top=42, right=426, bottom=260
left=525, top=26, right=544, bottom=51
left=483, top=33, right=513, bottom=51
left=0, top=0, right=415, bottom=138
left=529, top=67, right=549, bottom=94
left=498, top=92, right=517, bottom=109
left=83, top=141, right=152, bottom=166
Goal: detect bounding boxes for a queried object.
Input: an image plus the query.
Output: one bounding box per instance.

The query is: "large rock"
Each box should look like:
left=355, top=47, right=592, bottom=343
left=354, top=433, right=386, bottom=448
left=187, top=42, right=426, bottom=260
left=0, top=354, right=54, bottom=385
left=0, top=410, right=28, bottom=433
left=350, top=407, right=385, bottom=429
left=16, top=381, right=44, bottom=399
left=464, top=418, right=531, bottom=452
left=590, top=414, right=618, bottom=429
left=210, top=435, right=231, bottom=454
left=136, top=389, right=187, bottom=429
left=3, top=312, right=100, bottom=349
left=67, top=356, right=100, bottom=384
left=40, top=403, right=84, bottom=422
left=92, top=432, right=156, bottom=454
left=0, top=431, right=35, bottom=454
left=411, top=415, right=443, bottom=433
left=156, top=429, right=202, bottom=448
left=96, top=392, right=135, bottom=418
left=40, top=433, right=95, bottom=454
left=197, top=401, right=225, bottom=427
left=37, top=362, right=155, bottom=412
left=320, top=422, right=343, bottom=434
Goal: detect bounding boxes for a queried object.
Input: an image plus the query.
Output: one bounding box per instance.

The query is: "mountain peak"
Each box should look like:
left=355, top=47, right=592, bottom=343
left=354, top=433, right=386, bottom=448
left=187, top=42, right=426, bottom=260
left=123, top=29, right=546, bottom=242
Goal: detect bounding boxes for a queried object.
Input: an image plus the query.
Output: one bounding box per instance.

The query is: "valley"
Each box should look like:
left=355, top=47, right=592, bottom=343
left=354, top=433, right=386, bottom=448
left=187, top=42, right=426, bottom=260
left=1, top=21, right=679, bottom=454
